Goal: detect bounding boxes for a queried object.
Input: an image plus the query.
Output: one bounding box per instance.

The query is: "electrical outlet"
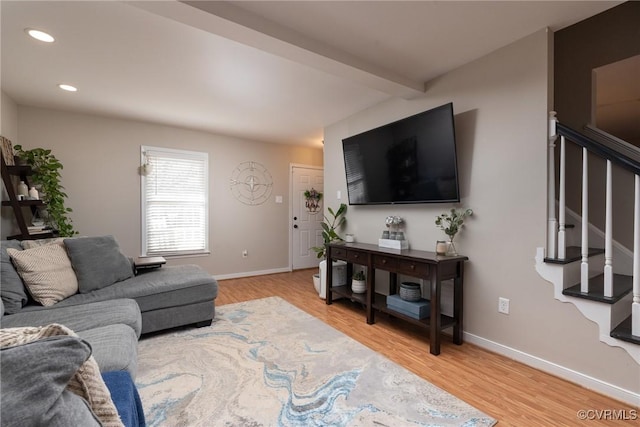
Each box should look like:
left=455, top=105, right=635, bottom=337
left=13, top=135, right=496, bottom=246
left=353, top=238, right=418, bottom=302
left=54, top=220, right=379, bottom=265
left=498, top=297, right=510, bottom=314
left=242, top=250, right=248, bottom=258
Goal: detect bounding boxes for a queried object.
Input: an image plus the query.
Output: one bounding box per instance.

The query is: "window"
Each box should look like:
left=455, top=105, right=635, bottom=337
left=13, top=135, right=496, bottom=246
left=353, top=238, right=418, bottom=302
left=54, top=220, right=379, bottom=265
left=141, top=146, right=209, bottom=256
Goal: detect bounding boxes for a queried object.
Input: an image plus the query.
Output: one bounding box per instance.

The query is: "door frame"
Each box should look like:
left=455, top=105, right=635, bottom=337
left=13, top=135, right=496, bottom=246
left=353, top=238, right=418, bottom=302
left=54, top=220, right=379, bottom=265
left=289, top=163, right=324, bottom=271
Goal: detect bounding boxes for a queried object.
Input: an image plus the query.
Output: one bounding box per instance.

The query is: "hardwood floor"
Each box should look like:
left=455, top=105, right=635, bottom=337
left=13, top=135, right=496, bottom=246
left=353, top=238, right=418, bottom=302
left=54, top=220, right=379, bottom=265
left=217, top=269, right=638, bottom=426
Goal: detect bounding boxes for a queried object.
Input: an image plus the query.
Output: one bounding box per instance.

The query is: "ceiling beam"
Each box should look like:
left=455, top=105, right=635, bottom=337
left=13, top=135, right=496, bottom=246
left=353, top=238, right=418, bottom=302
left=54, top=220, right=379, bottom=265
left=128, top=0, right=425, bottom=98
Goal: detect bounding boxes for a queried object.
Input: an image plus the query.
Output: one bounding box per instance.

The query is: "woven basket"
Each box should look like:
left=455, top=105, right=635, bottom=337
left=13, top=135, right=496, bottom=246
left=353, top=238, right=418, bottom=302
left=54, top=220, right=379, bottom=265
left=399, top=282, right=421, bottom=301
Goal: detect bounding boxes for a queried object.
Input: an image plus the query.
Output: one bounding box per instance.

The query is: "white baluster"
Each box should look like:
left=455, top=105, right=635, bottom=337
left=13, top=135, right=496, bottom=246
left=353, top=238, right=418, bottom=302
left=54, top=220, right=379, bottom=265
left=632, top=174, right=639, bottom=336
left=558, top=135, right=566, bottom=259
left=547, top=112, right=558, bottom=259
left=581, top=148, right=589, bottom=293
left=604, top=160, right=613, bottom=298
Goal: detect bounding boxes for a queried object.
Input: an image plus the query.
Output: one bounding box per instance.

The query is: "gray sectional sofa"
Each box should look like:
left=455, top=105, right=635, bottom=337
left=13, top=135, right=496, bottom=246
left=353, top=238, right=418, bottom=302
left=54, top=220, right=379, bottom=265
left=0, top=235, right=218, bottom=425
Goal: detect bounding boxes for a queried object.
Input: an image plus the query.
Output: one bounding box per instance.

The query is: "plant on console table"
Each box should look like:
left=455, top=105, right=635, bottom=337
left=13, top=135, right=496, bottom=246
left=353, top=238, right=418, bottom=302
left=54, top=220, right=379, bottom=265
left=435, top=208, right=473, bottom=256
left=351, top=270, right=366, bottom=294
left=13, top=145, right=77, bottom=237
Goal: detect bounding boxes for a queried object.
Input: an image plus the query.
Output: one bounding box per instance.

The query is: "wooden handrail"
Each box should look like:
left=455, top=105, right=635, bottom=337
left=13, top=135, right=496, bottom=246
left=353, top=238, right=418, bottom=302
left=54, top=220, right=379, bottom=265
left=557, top=123, right=640, bottom=176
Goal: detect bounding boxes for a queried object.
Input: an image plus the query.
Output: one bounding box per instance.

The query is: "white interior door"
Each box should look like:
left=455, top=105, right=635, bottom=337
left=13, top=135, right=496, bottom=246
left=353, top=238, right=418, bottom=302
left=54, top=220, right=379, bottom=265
left=291, top=165, right=324, bottom=270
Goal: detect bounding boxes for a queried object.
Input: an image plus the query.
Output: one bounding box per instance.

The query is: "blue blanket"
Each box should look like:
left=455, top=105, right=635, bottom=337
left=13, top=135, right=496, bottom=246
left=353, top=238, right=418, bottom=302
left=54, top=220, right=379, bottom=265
left=102, top=371, right=146, bottom=427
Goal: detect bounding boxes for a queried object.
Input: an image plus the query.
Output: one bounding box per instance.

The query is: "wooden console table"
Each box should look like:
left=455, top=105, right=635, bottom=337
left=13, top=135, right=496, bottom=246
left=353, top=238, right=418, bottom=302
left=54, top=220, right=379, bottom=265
left=326, top=242, right=468, bottom=355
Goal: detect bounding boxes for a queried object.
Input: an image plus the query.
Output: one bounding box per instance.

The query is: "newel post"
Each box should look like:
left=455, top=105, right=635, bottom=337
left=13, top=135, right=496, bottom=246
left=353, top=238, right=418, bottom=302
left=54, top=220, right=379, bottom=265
left=547, top=111, right=558, bottom=259
left=633, top=174, right=640, bottom=336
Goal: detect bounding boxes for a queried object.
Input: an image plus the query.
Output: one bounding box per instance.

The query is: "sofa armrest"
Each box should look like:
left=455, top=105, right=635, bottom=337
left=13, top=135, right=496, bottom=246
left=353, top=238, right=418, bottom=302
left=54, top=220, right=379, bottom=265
left=1, top=299, right=142, bottom=338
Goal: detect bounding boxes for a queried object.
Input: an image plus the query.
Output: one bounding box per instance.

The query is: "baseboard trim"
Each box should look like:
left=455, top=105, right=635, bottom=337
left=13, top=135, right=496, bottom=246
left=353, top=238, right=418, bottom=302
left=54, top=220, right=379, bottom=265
left=463, top=332, right=640, bottom=406
left=214, top=267, right=291, bottom=281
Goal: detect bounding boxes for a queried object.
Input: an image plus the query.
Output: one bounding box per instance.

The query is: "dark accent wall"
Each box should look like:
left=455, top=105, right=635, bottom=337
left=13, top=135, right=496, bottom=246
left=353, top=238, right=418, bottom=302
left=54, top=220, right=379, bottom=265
left=554, top=1, right=640, bottom=129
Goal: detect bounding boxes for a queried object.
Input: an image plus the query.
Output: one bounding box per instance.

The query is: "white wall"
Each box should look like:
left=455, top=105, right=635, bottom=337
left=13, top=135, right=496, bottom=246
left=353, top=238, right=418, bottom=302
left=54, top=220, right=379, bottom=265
left=1, top=91, right=18, bottom=143
left=324, top=29, right=639, bottom=396
left=1, top=91, right=19, bottom=235
left=10, top=107, right=323, bottom=276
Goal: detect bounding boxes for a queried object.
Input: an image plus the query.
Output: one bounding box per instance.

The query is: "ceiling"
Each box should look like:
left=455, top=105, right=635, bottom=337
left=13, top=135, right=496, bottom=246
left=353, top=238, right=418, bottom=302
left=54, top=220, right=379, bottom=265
left=1, top=1, right=621, bottom=147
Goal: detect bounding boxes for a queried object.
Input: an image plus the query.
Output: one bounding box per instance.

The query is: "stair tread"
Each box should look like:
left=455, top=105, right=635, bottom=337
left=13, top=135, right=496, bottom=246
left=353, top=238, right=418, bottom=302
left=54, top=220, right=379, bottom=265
left=610, top=315, right=640, bottom=345
left=563, top=273, right=633, bottom=303
left=544, top=246, right=604, bottom=265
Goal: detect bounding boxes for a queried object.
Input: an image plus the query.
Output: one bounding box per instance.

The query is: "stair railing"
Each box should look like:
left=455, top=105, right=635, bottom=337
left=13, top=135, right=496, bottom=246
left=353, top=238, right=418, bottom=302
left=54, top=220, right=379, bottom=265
left=547, top=112, right=640, bottom=336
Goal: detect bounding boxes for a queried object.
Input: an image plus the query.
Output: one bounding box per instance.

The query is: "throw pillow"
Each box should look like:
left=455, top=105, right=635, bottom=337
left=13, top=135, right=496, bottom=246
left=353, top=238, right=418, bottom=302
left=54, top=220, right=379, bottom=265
left=0, top=324, right=124, bottom=427
left=6, top=242, right=78, bottom=306
left=64, top=235, right=134, bottom=294
left=1, top=240, right=28, bottom=313
left=21, top=237, right=65, bottom=249
left=0, top=335, right=103, bottom=427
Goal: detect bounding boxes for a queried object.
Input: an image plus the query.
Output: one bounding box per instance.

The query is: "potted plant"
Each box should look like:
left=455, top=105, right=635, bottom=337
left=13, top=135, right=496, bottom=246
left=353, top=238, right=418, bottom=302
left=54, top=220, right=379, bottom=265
left=351, top=270, right=366, bottom=294
left=311, top=203, right=347, bottom=299
left=13, top=145, right=77, bottom=237
left=435, top=208, right=473, bottom=256
left=311, top=203, right=347, bottom=259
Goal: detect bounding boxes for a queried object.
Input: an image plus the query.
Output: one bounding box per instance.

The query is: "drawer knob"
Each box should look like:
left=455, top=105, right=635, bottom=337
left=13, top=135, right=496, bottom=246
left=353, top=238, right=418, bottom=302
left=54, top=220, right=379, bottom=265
left=410, top=264, right=415, bottom=270
left=382, top=259, right=387, bottom=264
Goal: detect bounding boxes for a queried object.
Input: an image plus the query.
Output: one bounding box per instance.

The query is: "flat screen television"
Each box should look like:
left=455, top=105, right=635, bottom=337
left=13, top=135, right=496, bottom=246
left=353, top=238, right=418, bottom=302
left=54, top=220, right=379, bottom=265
left=342, top=102, right=459, bottom=205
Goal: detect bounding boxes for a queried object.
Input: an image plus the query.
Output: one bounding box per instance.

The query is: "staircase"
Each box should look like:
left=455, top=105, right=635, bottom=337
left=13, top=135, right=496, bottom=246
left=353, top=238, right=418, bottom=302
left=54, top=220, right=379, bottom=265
left=535, top=112, right=640, bottom=364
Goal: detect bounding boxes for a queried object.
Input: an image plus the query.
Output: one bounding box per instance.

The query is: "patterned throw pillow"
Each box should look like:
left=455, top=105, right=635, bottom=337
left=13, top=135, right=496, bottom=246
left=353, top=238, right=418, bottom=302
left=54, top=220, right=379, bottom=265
left=20, top=237, right=65, bottom=249
left=6, top=242, right=78, bottom=306
left=0, top=324, right=124, bottom=427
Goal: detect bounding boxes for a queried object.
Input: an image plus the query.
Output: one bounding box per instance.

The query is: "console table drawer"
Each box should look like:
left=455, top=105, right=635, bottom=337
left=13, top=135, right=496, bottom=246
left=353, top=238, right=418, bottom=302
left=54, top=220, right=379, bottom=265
left=346, top=250, right=366, bottom=264
left=372, top=255, right=398, bottom=270
left=397, top=260, right=429, bottom=277
left=331, top=247, right=347, bottom=259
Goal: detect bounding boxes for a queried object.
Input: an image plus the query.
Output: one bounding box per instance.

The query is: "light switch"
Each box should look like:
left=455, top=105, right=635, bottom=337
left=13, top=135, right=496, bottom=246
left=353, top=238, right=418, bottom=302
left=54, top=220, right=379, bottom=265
left=337, top=190, right=341, bottom=199
left=275, top=195, right=283, bottom=204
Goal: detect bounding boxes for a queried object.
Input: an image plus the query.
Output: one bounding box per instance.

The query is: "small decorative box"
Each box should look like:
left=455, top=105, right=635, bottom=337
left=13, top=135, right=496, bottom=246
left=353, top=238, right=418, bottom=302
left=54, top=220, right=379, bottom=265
left=386, top=294, right=430, bottom=319
left=378, top=239, right=409, bottom=250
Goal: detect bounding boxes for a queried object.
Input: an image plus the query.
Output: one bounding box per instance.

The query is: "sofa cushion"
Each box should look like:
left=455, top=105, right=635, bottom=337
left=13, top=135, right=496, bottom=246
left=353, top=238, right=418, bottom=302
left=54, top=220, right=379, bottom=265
left=0, top=335, right=102, bottom=427
left=1, top=240, right=28, bottom=313
left=78, top=324, right=139, bottom=379
left=64, top=235, right=134, bottom=293
left=0, top=324, right=122, bottom=426
left=6, top=242, right=78, bottom=306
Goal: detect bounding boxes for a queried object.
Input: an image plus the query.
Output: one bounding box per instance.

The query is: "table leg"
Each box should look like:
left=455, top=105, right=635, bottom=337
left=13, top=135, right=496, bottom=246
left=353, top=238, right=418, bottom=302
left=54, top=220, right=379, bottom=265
left=429, top=267, right=441, bottom=355
left=366, top=263, right=375, bottom=324
left=326, top=249, right=333, bottom=305
left=453, top=261, right=464, bottom=345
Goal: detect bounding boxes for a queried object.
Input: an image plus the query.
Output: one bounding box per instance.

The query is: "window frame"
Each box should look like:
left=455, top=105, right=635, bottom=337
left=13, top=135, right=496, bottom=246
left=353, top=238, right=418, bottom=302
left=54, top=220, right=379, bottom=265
left=140, top=145, right=210, bottom=257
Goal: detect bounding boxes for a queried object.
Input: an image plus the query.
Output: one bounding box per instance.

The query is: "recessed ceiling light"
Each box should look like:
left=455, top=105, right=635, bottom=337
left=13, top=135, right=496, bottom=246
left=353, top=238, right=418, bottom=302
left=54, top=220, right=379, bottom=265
left=25, top=28, right=55, bottom=43
left=58, top=84, right=78, bottom=92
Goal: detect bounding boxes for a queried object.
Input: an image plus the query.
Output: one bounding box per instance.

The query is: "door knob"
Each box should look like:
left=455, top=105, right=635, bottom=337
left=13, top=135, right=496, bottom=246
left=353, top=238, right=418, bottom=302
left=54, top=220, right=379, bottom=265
left=294, top=224, right=298, bottom=228
left=293, top=216, right=297, bottom=220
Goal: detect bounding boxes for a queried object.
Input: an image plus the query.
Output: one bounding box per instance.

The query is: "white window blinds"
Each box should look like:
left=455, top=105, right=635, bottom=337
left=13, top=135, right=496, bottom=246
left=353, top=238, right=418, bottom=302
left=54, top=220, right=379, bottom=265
left=141, top=146, right=209, bottom=256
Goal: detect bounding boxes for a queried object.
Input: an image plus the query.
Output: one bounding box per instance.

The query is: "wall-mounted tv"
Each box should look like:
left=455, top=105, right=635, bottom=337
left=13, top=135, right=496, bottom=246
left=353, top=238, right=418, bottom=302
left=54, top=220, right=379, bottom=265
left=342, top=102, right=459, bottom=205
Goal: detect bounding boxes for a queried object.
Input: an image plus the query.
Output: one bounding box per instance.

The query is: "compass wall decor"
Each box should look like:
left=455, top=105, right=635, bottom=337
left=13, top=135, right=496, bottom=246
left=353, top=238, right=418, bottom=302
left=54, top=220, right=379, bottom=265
left=229, top=161, right=273, bottom=205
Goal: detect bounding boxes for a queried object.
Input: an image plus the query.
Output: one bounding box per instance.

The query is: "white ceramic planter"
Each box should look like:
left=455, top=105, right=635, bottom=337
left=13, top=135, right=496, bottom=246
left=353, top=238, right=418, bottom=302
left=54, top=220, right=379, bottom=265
left=351, top=279, right=366, bottom=294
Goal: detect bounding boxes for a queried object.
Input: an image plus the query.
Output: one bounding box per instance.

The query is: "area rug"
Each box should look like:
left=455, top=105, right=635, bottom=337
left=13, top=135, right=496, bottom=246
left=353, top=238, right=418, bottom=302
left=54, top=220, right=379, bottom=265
left=136, top=297, right=496, bottom=426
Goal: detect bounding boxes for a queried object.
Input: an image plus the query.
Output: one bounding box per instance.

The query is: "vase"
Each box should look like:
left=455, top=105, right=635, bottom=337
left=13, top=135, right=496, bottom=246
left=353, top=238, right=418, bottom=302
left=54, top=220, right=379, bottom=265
left=446, top=238, right=458, bottom=256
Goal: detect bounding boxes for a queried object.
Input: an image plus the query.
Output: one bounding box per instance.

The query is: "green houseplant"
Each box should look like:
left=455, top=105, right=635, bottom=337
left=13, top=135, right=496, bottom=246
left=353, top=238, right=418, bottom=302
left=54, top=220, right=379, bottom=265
left=353, top=270, right=365, bottom=281
left=311, top=203, right=347, bottom=259
left=435, top=208, right=473, bottom=256
left=13, top=145, right=76, bottom=237
left=351, top=269, right=366, bottom=294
